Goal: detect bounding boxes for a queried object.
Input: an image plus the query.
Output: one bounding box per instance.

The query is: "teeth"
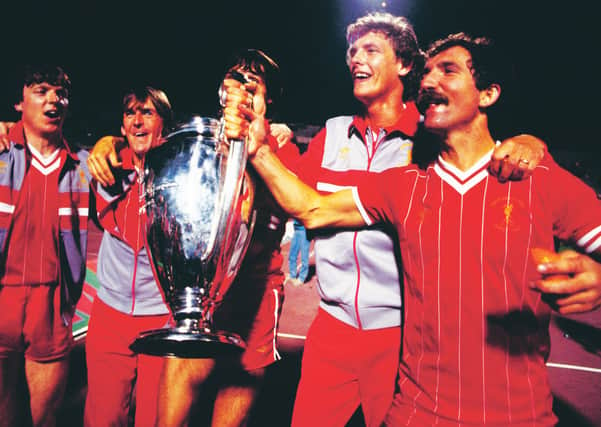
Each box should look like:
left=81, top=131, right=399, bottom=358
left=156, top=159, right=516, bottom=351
left=45, top=111, right=59, bottom=118
left=354, top=72, right=370, bottom=79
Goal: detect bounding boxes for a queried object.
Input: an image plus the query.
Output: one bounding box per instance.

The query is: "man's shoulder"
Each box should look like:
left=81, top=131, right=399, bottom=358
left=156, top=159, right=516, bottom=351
left=325, top=115, right=354, bottom=127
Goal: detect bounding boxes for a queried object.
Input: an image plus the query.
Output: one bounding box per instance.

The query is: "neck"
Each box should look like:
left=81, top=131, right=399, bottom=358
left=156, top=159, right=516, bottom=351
left=438, top=116, right=495, bottom=171
left=133, top=153, right=145, bottom=170
left=362, top=87, right=405, bottom=129
left=23, top=127, right=62, bottom=157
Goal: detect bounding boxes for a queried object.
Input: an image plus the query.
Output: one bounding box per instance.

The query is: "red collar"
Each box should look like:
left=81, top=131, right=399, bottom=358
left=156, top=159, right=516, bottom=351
left=349, top=102, right=420, bottom=139
left=119, top=147, right=139, bottom=171
left=8, top=120, right=78, bottom=161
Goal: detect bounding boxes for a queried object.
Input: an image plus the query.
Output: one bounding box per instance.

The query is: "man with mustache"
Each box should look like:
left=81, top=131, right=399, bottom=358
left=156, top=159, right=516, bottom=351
left=0, top=65, right=91, bottom=427
left=227, top=32, right=601, bottom=426
left=222, top=12, right=547, bottom=427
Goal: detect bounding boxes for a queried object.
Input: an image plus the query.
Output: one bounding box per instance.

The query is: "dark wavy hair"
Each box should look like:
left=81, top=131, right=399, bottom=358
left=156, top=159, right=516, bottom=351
left=19, top=64, right=71, bottom=100
left=425, top=33, right=506, bottom=91
left=224, top=49, right=282, bottom=118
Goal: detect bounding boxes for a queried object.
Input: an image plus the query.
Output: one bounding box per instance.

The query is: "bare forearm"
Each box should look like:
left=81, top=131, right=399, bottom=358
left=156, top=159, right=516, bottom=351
left=250, top=145, right=363, bottom=229
left=251, top=145, right=319, bottom=220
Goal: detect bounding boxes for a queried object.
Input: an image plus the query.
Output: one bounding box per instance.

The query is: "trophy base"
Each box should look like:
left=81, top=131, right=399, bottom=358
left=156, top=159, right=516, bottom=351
left=130, top=327, right=246, bottom=358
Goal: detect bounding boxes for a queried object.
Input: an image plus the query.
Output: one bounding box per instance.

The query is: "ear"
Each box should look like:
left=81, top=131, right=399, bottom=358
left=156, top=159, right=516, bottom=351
left=479, top=83, right=501, bottom=108
left=121, top=126, right=126, bottom=137
left=14, top=102, right=23, bottom=113
left=397, top=59, right=412, bottom=78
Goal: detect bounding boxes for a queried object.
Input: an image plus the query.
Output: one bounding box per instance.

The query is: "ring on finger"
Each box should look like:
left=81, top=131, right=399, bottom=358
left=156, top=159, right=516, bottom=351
left=519, top=158, right=529, bottom=165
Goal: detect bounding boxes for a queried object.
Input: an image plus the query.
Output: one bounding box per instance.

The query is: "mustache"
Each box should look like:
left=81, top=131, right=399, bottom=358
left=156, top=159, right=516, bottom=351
left=416, top=89, right=448, bottom=114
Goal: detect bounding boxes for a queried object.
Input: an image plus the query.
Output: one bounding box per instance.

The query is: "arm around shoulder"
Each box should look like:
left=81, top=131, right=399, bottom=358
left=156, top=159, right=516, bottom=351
left=250, top=144, right=364, bottom=229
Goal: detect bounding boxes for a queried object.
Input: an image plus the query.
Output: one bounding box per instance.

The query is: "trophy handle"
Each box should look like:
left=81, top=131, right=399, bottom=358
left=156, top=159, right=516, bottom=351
left=207, top=139, right=248, bottom=270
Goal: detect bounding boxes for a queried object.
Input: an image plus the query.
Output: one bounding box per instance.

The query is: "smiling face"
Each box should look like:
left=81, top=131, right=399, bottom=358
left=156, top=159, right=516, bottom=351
left=347, top=31, right=408, bottom=107
left=418, top=46, right=484, bottom=134
left=15, top=82, right=69, bottom=139
left=121, top=97, right=164, bottom=158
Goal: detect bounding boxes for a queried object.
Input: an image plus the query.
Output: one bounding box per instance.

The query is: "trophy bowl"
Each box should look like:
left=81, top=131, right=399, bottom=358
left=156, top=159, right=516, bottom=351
left=130, top=116, right=256, bottom=358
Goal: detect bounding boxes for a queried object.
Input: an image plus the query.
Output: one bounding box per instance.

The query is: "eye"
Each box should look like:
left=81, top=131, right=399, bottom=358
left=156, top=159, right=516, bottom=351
left=443, top=64, right=460, bottom=74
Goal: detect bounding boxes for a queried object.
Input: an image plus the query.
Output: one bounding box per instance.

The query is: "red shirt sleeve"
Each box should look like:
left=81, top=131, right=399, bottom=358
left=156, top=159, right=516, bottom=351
left=274, top=138, right=301, bottom=171
left=355, top=167, right=403, bottom=226
left=542, top=156, right=601, bottom=255
left=295, top=127, right=326, bottom=188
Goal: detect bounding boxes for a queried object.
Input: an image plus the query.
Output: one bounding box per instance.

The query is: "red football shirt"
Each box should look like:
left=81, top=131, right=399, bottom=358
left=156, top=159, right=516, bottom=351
left=1, top=144, right=64, bottom=286
left=356, top=151, right=601, bottom=426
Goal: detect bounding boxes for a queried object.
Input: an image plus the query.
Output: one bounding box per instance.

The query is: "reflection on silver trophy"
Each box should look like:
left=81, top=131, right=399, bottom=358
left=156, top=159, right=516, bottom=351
left=130, top=116, right=256, bottom=357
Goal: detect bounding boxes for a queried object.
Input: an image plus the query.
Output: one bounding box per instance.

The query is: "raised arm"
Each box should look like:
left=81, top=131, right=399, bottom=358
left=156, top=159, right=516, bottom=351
left=251, top=141, right=363, bottom=229
left=221, top=76, right=363, bottom=229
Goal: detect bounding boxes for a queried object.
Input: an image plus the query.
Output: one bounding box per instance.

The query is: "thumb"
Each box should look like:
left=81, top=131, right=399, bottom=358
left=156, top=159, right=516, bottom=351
left=109, top=150, right=123, bottom=168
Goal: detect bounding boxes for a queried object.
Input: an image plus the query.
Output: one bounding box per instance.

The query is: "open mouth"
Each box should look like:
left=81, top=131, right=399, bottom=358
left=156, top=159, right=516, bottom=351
left=44, top=110, right=61, bottom=119
left=352, top=70, right=372, bottom=82
left=417, top=90, right=448, bottom=113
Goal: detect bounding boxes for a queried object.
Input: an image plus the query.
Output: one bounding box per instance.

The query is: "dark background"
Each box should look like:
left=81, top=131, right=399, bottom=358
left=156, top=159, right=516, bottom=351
left=0, top=0, right=598, bottom=151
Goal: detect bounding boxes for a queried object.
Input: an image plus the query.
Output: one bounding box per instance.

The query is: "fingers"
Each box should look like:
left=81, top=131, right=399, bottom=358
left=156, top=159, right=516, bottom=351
left=87, top=154, right=117, bottom=187
left=0, top=122, right=13, bottom=153
left=555, top=289, right=601, bottom=314
left=531, top=277, right=600, bottom=314
left=222, top=79, right=257, bottom=141
left=88, top=136, right=123, bottom=187
left=490, top=136, right=545, bottom=181
left=0, top=136, right=10, bottom=153
left=531, top=250, right=601, bottom=314
left=270, top=123, right=293, bottom=148
left=222, top=104, right=254, bottom=141
left=535, top=249, right=582, bottom=275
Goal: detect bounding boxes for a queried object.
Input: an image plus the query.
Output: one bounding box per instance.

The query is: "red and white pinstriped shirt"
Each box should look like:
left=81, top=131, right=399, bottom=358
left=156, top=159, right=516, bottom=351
left=1, top=144, right=65, bottom=285
left=356, top=150, right=601, bottom=426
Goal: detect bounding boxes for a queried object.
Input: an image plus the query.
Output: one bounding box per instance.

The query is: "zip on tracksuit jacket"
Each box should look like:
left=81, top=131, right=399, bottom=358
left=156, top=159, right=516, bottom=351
left=0, top=121, right=91, bottom=323
left=296, top=106, right=419, bottom=329
left=94, top=148, right=168, bottom=316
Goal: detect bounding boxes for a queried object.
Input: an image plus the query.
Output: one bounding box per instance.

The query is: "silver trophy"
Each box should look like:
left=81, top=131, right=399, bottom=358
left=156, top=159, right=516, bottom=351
left=130, top=116, right=256, bottom=357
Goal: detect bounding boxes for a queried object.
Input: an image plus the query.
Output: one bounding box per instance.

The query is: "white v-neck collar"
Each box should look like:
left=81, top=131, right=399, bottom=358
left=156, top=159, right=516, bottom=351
left=433, top=147, right=494, bottom=195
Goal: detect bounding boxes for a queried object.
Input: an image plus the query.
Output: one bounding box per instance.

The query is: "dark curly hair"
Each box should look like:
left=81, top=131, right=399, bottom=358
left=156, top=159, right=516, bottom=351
left=224, top=49, right=282, bottom=119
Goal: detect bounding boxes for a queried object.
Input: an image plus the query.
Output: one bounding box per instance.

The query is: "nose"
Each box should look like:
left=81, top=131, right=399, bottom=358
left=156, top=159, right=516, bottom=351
left=133, top=111, right=144, bottom=126
left=348, top=47, right=365, bottom=67
left=420, top=69, right=438, bottom=90
left=47, top=90, right=60, bottom=103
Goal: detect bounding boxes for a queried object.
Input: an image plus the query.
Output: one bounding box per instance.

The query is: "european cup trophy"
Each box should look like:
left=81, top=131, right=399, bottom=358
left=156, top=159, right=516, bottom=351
left=130, top=116, right=256, bottom=357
